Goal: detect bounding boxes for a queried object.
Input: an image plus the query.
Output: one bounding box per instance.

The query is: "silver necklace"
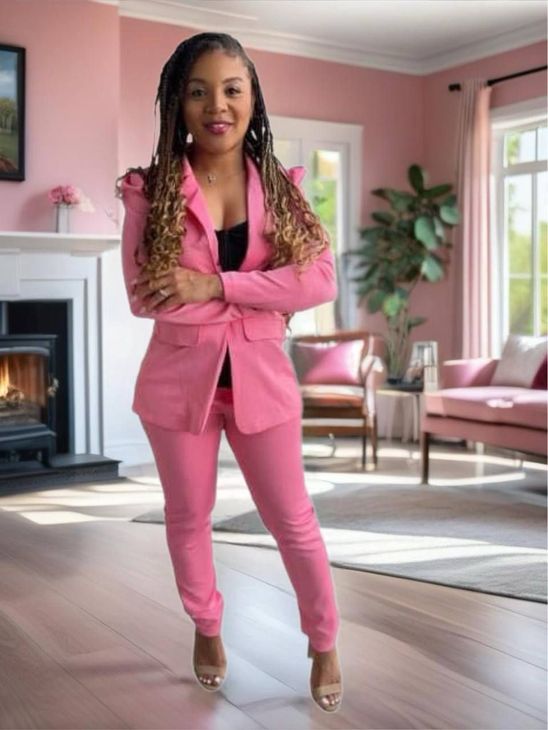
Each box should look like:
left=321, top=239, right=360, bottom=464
left=198, top=169, right=245, bottom=185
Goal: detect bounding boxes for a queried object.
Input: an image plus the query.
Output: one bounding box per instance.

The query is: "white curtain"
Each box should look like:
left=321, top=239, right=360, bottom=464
left=453, top=79, right=494, bottom=358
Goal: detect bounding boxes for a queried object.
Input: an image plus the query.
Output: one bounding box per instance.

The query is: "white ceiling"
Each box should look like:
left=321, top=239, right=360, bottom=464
left=97, top=0, right=547, bottom=74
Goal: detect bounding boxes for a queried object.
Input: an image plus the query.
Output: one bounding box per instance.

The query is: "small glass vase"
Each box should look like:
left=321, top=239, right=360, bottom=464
left=55, top=203, right=72, bottom=233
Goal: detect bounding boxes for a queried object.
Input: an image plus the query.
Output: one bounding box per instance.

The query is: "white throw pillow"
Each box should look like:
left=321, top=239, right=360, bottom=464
left=491, top=334, right=548, bottom=387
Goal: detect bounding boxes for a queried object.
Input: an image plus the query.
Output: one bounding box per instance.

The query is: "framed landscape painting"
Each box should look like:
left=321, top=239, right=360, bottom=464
left=0, top=44, right=25, bottom=181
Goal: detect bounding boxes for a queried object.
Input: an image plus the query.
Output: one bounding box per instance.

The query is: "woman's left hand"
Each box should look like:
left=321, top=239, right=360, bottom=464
left=131, top=267, right=224, bottom=313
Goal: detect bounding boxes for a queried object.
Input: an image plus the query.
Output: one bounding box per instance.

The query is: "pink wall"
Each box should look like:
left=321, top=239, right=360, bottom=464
left=1, top=1, right=546, bottom=362
left=0, top=0, right=119, bottom=234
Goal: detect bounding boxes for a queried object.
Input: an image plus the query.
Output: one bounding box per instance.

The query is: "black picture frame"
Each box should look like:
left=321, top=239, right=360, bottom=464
left=0, top=43, right=25, bottom=181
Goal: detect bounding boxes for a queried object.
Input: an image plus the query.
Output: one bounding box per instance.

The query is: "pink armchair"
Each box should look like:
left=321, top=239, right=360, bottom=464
left=420, top=357, right=547, bottom=484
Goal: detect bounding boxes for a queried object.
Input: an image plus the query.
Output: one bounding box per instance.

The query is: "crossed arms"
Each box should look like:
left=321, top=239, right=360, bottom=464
left=119, top=168, right=338, bottom=324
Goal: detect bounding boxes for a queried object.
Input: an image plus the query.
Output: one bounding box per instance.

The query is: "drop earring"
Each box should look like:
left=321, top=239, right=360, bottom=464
left=177, top=128, right=192, bottom=146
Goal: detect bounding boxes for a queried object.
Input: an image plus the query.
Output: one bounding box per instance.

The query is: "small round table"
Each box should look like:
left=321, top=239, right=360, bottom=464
left=375, top=381, right=424, bottom=443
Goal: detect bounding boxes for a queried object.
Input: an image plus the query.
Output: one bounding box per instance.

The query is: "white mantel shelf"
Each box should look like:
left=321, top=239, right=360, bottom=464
left=0, top=231, right=121, bottom=255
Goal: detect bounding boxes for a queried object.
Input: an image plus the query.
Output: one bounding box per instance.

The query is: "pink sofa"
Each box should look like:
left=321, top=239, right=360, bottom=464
left=420, top=357, right=547, bottom=484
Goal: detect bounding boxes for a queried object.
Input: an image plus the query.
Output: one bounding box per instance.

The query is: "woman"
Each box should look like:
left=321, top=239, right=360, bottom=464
left=115, top=32, right=342, bottom=713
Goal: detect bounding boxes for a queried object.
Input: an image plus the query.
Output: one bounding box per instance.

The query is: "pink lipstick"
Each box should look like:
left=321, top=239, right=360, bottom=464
left=205, top=123, right=232, bottom=135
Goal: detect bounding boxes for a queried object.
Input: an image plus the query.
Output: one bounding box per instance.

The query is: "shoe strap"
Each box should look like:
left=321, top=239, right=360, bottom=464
left=194, top=663, right=226, bottom=676
left=312, top=682, right=342, bottom=697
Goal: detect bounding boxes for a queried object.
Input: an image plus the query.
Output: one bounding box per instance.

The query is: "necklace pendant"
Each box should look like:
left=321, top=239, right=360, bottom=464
left=207, top=172, right=216, bottom=184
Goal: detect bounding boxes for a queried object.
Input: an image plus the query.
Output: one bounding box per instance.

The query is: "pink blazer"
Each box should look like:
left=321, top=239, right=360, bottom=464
left=120, top=152, right=338, bottom=434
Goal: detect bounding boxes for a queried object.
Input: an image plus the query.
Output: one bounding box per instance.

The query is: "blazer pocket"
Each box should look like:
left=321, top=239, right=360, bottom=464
left=152, top=322, right=201, bottom=346
left=242, top=317, right=285, bottom=341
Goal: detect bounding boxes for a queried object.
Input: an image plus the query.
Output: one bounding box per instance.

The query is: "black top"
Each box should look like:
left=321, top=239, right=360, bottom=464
left=215, top=220, right=249, bottom=387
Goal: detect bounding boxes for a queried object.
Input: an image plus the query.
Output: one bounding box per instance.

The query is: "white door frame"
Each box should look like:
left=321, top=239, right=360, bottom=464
left=270, top=115, right=363, bottom=330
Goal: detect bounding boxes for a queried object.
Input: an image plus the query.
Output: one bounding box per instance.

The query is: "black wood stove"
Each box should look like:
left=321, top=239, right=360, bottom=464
left=0, top=334, right=58, bottom=465
left=0, top=301, right=120, bottom=492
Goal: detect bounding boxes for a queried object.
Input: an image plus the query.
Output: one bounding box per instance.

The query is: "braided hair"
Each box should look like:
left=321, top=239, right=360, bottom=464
left=114, top=32, right=330, bottom=286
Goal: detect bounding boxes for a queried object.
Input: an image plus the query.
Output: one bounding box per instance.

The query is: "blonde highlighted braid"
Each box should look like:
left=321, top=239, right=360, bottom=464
left=114, top=33, right=331, bottom=307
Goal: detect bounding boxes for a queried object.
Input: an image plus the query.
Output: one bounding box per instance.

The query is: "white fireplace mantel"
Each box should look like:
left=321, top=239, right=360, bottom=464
left=0, top=231, right=120, bottom=255
left=0, top=230, right=155, bottom=467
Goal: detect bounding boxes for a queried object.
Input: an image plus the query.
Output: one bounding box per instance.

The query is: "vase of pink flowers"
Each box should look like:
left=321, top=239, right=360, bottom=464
left=48, top=185, right=95, bottom=233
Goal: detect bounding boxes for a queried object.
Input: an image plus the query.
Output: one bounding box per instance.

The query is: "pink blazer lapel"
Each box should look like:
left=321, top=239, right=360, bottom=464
left=180, top=153, right=268, bottom=272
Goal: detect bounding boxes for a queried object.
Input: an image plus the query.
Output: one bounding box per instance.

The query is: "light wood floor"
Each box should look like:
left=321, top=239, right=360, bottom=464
left=0, top=439, right=546, bottom=729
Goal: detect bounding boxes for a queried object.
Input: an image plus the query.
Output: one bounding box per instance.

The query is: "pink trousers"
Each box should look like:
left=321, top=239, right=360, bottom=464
left=141, top=386, right=340, bottom=652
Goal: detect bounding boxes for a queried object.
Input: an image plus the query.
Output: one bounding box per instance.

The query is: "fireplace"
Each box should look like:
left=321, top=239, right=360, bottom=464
left=2, top=299, right=72, bottom=453
left=0, top=334, right=58, bottom=465
left=0, top=292, right=120, bottom=490
left=0, top=230, right=131, bottom=490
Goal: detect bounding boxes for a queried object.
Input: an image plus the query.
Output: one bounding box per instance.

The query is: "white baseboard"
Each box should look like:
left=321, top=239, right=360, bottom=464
left=105, top=439, right=153, bottom=467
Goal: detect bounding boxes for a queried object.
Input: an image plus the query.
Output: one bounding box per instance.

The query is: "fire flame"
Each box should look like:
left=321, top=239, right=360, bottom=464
left=0, top=358, right=8, bottom=398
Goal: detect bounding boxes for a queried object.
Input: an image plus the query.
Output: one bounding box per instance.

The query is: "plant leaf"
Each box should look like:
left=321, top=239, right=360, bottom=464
left=421, top=254, right=444, bottom=281
left=414, top=216, right=438, bottom=250
left=387, top=190, right=415, bottom=213
left=422, top=183, right=452, bottom=198
left=383, top=292, right=403, bottom=317
left=371, top=211, right=395, bottom=225
left=440, top=205, right=460, bottom=225
left=408, top=315, right=427, bottom=328
left=408, top=164, right=425, bottom=193
left=359, top=226, right=385, bottom=243
left=433, top=216, right=445, bottom=238
left=362, top=263, right=379, bottom=281
left=367, top=289, right=385, bottom=314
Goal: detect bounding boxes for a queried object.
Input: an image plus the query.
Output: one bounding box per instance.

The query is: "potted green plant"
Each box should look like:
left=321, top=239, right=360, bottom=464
left=350, top=164, right=460, bottom=382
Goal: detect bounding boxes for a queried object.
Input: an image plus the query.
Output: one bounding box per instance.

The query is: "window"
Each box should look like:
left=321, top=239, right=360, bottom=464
left=492, top=99, right=548, bottom=349
left=311, top=150, right=341, bottom=253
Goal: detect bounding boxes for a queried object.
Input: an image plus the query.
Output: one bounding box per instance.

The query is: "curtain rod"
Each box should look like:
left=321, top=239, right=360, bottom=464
left=448, top=64, right=547, bottom=91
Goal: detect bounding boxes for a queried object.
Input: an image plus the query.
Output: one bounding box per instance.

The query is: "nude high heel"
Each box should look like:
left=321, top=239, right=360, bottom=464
left=307, top=639, right=343, bottom=713
left=192, top=631, right=227, bottom=692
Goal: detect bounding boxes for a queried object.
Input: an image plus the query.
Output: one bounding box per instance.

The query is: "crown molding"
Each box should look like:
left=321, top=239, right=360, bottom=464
left=91, top=0, right=547, bottom=76
left=419, top=21, right=547, bottom=74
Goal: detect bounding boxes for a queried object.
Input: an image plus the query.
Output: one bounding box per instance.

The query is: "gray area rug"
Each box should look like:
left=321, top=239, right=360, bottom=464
left=133, top=479, right=547, bottom=603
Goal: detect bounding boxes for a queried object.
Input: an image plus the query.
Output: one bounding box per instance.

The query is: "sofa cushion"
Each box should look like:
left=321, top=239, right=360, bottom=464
left=291, top=339, right=366, bottom=385
left=531, top=355, right=548, bottom=389
left=300, top=384, right=364, bottom=407
left=424, top=386, right=547, bottom=430
left=491, top=334, right=547, bottom=387
left=496, top=392, right=548, bottom=430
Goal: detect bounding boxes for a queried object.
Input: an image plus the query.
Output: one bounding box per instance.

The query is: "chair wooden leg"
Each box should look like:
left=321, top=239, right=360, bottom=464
left=371, top=414, right=378, bottom=468
left=361, top=432, right=367, bottom=470
left=420, top=430, right=430, bottom=484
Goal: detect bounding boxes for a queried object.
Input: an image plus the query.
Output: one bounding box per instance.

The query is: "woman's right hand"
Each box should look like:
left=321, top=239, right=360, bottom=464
left=131, top=267, right=224, bottom=313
